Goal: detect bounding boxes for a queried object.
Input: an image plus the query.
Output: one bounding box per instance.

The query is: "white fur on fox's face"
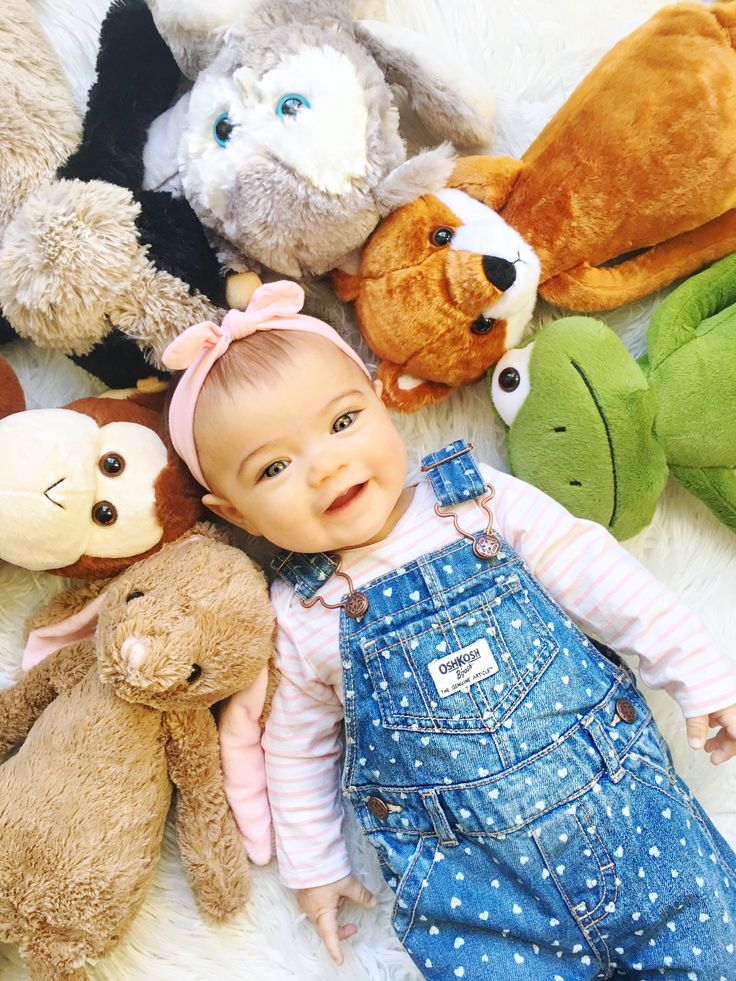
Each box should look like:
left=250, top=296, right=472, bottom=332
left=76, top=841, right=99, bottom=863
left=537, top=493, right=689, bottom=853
left=434, top=188, right=541, bottom=347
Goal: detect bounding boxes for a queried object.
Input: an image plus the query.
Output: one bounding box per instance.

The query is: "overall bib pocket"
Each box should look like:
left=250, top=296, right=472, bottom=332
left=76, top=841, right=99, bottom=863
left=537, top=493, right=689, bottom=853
left=361, top=576, right=560, bottom=734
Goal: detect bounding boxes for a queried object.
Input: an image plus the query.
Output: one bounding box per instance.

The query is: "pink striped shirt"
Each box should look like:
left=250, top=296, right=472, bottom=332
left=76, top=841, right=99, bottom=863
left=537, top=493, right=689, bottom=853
left=220, top=464, right=736, bottom=888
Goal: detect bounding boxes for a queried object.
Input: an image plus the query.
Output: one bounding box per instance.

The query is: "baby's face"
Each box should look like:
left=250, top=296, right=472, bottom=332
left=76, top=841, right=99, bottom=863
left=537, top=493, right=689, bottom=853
left=200, top=338, right=408, bottom=553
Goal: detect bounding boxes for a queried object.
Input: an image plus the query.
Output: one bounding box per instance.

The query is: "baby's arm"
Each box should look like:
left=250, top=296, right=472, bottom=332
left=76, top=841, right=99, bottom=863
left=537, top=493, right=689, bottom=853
left=486, top=465, right=736, bottom=762
left=263, top=613, right=375, bottom=963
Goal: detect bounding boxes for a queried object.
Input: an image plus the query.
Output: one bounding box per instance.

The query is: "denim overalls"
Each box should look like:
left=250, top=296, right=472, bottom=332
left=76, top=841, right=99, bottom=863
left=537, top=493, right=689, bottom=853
left=275, top=442, right=736, bottom=980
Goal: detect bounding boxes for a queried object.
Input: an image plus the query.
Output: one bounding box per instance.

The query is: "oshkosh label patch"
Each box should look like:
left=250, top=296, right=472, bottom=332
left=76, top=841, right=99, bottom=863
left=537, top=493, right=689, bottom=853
left=428, top=638, right=498, bottom=698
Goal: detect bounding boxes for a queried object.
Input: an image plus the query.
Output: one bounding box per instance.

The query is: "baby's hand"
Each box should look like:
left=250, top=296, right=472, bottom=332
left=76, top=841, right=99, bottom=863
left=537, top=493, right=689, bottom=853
left=686, top=703, right=736, bottom=764
left=296, top=874, right=376, bottom=965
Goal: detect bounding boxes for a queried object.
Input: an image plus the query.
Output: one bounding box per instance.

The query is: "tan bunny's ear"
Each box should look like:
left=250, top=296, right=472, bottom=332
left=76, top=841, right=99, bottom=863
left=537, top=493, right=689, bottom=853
left=333, top=268, right=364, bottom=302
left=447, top=155, right=524, bottom=211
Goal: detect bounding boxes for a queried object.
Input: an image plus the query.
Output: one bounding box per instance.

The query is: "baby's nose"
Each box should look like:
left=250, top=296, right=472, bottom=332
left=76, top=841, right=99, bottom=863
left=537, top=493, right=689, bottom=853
left=308, top=451, right=346, bottom=486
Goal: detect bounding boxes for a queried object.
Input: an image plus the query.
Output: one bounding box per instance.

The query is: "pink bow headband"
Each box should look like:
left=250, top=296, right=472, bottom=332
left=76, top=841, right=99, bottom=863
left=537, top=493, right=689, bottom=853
left=162, top=280, right=370, bottom=490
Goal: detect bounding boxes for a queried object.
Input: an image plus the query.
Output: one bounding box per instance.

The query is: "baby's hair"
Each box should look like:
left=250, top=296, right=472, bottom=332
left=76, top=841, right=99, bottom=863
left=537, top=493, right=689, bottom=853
left=199, top=329, right=313, bottom=407
left=189, top=329, right=359, bottom=493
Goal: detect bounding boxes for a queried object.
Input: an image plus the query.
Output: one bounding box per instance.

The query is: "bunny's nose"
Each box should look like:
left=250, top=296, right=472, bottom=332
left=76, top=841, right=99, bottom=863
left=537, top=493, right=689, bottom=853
left=483, top=256, right=516, bottom=291
left=120, top=636, right=148, bottom=671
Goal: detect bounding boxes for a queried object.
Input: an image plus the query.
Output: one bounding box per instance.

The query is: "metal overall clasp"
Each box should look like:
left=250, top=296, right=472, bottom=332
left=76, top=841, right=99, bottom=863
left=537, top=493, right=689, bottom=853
left=420, top=444, right=500, bottom=559
left=299, top=558, right=369, bottom=621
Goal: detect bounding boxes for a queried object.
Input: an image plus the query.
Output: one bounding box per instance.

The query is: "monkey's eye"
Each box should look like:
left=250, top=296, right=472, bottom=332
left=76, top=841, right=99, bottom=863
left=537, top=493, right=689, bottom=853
left=99, top=453, right=125, bottom=476
left=430, top=227, right=454, bottom=247
left=92, top=501, right=117, bottom=526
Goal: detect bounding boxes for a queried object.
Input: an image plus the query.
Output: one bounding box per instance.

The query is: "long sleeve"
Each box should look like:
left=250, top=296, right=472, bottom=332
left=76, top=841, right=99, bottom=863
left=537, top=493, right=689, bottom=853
left=487, top=465, right=736, bottom=718
left=262, top=612, right=350, bottom=889
left=217, top=665, right=272, bottom=865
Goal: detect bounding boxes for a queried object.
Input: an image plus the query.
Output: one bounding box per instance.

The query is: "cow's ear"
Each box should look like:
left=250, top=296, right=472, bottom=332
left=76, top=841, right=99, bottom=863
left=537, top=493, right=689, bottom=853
left=0, top=357, right=25, bottom=420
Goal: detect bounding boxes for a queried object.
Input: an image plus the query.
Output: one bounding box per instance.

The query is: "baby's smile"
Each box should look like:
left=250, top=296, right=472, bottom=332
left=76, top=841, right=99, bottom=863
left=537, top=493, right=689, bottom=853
left=325, top=481, right=368, bottom=514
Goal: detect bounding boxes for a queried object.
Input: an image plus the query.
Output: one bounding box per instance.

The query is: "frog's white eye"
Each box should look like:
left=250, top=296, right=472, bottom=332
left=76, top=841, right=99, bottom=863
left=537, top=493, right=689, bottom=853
left=491, top=343, right=534, bottom=427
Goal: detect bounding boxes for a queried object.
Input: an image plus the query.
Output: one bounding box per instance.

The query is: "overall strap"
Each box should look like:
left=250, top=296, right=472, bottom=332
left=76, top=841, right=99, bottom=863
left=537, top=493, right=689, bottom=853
left=270, top=549, right=338, bottom=601
left=420, top=440, right=487, bottom=507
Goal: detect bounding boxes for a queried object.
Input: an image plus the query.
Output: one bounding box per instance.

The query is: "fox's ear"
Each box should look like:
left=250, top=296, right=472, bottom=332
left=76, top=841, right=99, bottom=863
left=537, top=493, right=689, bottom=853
left=332, top=267, right=364, bottom=302
left=0, top=357, right=25, bottom=420
left=447, top=155, right=523, bottom=211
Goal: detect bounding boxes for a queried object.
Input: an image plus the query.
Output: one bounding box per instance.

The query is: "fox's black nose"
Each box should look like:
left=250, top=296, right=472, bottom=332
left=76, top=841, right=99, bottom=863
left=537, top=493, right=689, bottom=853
left=483, top=255, right=516, bottom=291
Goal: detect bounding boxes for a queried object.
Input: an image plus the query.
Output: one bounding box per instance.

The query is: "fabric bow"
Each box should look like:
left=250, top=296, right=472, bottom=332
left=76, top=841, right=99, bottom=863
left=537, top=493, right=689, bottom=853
left=163, top=280, right=307, bottom=371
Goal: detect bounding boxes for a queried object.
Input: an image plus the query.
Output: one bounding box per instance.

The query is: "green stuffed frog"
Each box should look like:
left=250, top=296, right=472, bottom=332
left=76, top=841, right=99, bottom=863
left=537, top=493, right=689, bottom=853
left=488, top=253, right=736, bottom=540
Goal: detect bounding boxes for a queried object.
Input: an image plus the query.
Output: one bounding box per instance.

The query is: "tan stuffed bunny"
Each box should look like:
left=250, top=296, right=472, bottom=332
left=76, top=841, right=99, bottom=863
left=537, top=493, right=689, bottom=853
left=0, top=524, right=277, bottom=980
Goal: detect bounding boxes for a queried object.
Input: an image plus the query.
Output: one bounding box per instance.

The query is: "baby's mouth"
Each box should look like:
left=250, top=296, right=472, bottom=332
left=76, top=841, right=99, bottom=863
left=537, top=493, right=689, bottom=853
left=325, top=482, right=367, bottom=514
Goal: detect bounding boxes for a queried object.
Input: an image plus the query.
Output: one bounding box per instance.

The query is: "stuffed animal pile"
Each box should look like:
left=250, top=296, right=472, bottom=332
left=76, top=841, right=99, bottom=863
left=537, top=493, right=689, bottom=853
left=334, top=1, right=736, bottom=410
left=489, top=252, right=736, bottom=540
left=2, top=0, right=736, bottom=977
left=0, top=357, right=277, bottom=977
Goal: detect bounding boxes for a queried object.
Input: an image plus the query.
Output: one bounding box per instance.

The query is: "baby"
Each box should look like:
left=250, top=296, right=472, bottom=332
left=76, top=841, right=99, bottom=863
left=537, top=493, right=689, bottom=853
left=164, top=281, right=736, bottom=980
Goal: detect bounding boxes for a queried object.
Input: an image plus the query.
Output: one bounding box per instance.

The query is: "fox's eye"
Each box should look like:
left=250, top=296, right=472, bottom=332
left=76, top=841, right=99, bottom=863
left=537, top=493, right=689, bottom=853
left=332, top=412, right=356, bottom=433
left=430, top=227, right=454, bottom=247
left=262, top=460, right=288, bottom=479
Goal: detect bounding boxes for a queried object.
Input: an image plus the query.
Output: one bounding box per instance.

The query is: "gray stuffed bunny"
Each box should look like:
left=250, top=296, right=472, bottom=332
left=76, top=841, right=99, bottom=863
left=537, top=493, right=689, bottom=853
left=143, top=0, right=495, bottom=279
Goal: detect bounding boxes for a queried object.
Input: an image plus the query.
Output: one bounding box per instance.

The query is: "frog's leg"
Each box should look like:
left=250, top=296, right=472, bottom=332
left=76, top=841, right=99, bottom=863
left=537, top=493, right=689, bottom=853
left=670, top=465, right=736, bottom=535
left=646, top=251, right=736, bottom=368
left=539, top=209, right=736, bottom=313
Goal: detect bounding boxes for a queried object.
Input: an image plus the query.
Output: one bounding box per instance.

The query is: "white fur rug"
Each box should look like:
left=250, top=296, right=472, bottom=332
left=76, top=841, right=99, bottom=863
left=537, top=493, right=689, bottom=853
left=2, top=1, right=735, bottom=978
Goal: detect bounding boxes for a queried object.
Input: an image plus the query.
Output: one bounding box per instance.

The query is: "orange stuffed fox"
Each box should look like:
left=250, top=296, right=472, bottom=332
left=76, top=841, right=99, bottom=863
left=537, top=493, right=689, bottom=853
left=335, top=2, right=736, bottom=411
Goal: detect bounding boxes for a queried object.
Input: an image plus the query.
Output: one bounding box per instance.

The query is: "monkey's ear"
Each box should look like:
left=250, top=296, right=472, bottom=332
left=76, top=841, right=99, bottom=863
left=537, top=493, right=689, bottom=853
left=0, top=357, right=25, bottom=420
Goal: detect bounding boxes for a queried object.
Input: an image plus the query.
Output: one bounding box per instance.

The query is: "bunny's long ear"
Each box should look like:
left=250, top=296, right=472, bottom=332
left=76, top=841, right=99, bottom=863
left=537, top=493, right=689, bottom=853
left=355, top=19, right=496, bottom=151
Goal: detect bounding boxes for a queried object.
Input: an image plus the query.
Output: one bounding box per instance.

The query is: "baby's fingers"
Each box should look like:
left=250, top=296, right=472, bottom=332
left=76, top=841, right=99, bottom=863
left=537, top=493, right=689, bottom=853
left=704, top=728, right=736, bottom=765
left=316, top=909, right=344, bottom=965
left=686, top=715, right=710, bottom=750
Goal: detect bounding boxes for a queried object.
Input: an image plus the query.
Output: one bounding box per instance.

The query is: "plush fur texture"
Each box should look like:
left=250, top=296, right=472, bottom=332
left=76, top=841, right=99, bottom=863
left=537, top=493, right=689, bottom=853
left=0, top=525, right=277, bottom=979
left=0, top=358, right=202, bottom=576
left=491, top=253, right=736, bottom=540
left=147, top=0, right=495, bottom=278
left=337, top=2, right=736, bottom=411
left=333, top=169, right=540, bottom=411
left=0, top=0, right=80, bottom=234
left=0, top=0, right=224, bottom=388
left=3, top=2, right=736, bottom=978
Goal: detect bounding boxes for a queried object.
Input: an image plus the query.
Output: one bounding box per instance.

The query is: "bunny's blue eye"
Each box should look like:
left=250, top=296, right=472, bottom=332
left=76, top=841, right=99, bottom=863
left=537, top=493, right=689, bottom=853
left=213, top=112, right=234, bottom=146
left=276, top=93, right=311, bottom=118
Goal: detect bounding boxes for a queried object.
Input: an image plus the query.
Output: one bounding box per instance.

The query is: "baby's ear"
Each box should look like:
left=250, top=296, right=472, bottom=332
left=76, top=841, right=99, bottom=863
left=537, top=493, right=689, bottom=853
left=202, top=493, right=262, bottom=538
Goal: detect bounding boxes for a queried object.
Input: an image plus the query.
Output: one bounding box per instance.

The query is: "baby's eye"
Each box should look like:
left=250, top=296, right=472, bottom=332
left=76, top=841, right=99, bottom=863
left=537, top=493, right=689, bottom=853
left=261, top=459, right=289, bottom=480
left=332, top=411, right=357, bottom=433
